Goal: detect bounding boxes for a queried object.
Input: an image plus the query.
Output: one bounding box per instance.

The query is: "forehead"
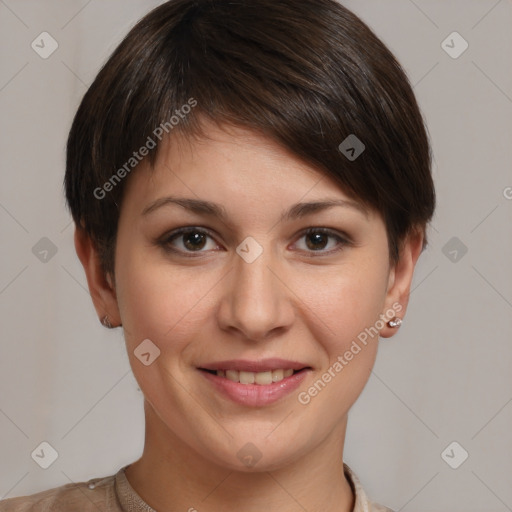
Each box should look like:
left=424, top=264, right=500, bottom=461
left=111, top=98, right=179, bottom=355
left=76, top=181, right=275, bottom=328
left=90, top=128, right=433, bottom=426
left=122, top=120, right=360, bottom=210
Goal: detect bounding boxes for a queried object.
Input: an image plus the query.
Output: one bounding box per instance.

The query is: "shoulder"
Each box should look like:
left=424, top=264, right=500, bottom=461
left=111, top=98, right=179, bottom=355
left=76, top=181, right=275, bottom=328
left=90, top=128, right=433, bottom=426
left=0, top=472, right=118, bottom=512
left=343, top=462, right=395, bottom=512
left=368, top=502, right=396, bottom=512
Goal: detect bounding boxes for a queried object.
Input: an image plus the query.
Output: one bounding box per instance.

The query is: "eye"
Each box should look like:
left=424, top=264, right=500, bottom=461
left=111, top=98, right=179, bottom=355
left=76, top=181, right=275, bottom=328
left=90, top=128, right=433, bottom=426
left=294, top=228, right=350, bottom=254
left=159, top=227, right=220, bottom=255
left=158, top=226, right=351, bottom=257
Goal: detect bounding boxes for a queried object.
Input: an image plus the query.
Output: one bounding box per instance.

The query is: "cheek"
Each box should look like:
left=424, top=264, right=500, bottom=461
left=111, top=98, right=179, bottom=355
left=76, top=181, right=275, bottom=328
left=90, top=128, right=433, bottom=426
left=293, top=259, right=389, bottom=358
left=115, top=247, right=219, bottom=354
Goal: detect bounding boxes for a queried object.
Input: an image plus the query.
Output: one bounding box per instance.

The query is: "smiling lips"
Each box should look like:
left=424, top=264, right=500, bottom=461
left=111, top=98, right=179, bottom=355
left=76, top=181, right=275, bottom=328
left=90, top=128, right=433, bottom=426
left=199, top=362, right=311, bottom=407
left=210, top=368, right=295, bottom=385
left=199, top=358, right=310, bottom=387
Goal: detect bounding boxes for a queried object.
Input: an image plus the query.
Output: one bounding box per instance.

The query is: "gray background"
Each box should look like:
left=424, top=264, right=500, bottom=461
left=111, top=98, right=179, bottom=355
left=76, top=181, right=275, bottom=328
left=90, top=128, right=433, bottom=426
left=0, top=1, right=511, bottom=510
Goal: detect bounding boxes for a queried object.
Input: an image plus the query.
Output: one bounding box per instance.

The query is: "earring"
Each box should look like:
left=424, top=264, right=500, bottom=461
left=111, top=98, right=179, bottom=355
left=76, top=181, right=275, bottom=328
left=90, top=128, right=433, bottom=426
left=387, top=317, right=402, bottom=328
left=101, top=315, right=113, bottom=328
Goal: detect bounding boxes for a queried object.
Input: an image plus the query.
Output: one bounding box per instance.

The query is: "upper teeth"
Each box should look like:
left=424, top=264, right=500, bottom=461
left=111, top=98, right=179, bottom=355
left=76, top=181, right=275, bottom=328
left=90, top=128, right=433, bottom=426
left=216, top=369, right=295, bottom=385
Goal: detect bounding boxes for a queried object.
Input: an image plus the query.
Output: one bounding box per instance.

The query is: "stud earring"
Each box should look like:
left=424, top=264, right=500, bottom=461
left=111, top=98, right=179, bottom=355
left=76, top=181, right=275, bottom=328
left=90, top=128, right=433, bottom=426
left=101, top=315, right=113, bottom=328
left=387, top=317, right=402, bottom=328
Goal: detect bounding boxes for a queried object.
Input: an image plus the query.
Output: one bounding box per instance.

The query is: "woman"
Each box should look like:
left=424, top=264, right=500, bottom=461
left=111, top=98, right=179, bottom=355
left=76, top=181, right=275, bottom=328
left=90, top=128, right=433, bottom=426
left=0, top=0, right=435, bottom=510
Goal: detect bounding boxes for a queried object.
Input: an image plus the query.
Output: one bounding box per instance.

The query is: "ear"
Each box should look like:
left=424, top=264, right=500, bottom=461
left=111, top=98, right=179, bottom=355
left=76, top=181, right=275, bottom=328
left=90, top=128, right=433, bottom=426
left=380, top=228, right=424, bottom=338
left=74, top=226, right=121, bottom=327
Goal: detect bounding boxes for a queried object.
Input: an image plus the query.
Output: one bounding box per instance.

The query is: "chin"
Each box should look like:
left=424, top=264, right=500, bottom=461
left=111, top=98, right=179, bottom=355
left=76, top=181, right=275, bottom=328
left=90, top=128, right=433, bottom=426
left=202, top=434, right=305, bottom=473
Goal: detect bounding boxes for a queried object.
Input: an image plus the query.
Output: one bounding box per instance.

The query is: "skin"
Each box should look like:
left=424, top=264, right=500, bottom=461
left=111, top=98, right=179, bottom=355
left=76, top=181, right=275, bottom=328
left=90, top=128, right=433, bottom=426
left=75, top=119, right=424, bottom=512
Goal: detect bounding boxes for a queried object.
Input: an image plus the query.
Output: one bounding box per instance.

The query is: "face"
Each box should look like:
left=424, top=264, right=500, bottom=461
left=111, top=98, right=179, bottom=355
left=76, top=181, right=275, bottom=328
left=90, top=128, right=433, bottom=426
left=83, top=120, right=418, bottom=472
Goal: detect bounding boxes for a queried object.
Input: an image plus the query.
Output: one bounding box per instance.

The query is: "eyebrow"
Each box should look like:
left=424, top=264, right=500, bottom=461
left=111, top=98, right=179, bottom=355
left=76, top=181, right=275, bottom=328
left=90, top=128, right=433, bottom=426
left=141, top=195, right=369, bottom=221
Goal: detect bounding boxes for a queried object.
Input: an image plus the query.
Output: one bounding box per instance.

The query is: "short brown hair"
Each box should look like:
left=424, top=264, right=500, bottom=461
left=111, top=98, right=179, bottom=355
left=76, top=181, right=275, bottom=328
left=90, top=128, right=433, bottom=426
left=65, top=0, right=435, bottom=276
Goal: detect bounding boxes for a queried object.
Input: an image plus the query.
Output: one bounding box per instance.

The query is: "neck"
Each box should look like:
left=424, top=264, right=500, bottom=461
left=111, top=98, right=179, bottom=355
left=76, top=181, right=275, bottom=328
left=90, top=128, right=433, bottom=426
left=124, top=400, right=355, bottom=512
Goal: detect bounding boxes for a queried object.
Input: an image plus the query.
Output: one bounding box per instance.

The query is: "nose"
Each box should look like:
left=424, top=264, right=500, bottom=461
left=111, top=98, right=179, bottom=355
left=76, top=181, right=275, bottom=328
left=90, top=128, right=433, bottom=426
left=216, top=245, right=295, bottom=342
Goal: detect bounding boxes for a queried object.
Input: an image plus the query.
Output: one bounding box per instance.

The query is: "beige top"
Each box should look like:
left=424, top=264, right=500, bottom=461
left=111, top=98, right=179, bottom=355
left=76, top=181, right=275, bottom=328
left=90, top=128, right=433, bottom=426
left=0, top=463, right=394, bottom=512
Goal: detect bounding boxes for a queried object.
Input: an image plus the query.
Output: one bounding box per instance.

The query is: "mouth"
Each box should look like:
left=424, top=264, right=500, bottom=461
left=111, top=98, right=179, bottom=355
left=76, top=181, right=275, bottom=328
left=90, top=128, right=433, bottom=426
left=199, top=367, right=310, bottom=385
left=197, top=358, right=312, bottom=405
left=198, top=361, right=312, bottom=407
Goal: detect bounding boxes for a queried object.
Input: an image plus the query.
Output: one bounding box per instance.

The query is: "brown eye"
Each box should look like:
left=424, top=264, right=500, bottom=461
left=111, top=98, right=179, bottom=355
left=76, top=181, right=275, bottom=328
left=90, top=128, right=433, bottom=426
left=305, top=232, right=329, bottom=251
left=160, top=227, right=219, bottom=254
left=182, top=231, right=208, bottom=251
left=295, top=228, right=350, bottom=254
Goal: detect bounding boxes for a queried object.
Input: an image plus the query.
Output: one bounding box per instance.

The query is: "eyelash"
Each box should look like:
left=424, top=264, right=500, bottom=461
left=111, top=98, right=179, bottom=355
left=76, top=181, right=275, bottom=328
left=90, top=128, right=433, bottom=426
left=157, top=226, right=352, bottom=257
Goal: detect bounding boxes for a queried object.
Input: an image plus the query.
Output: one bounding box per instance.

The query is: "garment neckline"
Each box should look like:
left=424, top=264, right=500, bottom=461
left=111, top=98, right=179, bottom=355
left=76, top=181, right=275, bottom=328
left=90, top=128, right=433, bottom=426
left=114, top=461, right=370, bottom=512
